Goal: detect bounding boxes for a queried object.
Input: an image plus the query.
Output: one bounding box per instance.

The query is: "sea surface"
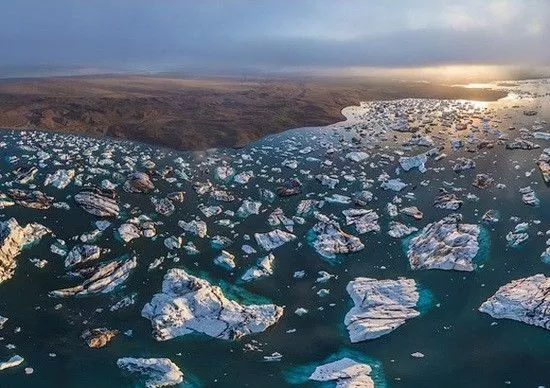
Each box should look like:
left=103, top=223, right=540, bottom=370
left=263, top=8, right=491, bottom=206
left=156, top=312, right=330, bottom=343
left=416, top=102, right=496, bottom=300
left=0, top=79, right=549, bottom=387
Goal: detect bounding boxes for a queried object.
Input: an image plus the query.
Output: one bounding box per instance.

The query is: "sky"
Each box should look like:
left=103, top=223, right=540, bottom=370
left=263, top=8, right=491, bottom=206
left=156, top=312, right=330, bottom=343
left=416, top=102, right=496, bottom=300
left=1, top=1, right=549, bottom=79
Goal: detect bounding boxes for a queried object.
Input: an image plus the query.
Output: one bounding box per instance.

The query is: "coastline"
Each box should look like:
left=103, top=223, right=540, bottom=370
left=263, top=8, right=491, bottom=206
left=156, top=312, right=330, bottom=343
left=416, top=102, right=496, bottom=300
left=0, top=76, right=506, bottom=151
left=0, top=75, right=507, bottom=151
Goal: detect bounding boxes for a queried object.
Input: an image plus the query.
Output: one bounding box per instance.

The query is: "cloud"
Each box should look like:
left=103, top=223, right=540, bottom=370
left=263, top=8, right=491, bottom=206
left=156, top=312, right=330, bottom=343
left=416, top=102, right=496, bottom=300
left=442, top=1, right=523, bottom=31
left=0, top=0, right=548, bottom=76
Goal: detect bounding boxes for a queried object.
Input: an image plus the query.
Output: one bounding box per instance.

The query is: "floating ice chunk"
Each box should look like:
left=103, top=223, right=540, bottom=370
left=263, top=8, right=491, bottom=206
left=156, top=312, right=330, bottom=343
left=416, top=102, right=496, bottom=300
left=267, top=208, right=295, bottom=232
left=387, top=203, right=398, bottom=217
left=117, top=224, right=141, bottom=243
left=400, top=206, right=423, bottom=220
left=44, top=169, right=75, bottom=189
left=537, top=149, right=550, bottom=183
left=296, top=200, right=323, bottom=217
left=404, top=134, right=434, bottom=147
left=141, top=268, right=283, bottom=340
left=482, top=210, right=499, bottom=223
left=533, top=132, right=550, bottom=140
left=8, top=189, right=53, bottom=210
left=241, top=245, right=257, bottom=254
left=237, top=200, right=262, bottom=218
left=193, top=181, right=212, bottom=195
left=117, top=357, right=183, bottom=388
left=346, top=151, right=369, bottom=162
left=178, top=220, right=207, bottom=238
left=316, top=174, right=339, bottom=189
left=234, top=170, right=254, bottom=184
left=310, top=220, right=364, bottom=259
left=82, top=328, right=118, bottom=348
left=164, top=236, right=183, bottom=250
left=480, top=274, right=550, bottom=330
left=255, top=229, right=296, bottom=251
left=325, top=194, right=352, bottom=204
left=50, top=256, right=137, bottom=297
left=13, top=166, right=37, bottom=184
left=75, top=187, right=120, bottom=217
left=211, top=235, right=232, bottom=249
left=506, top=139, right=540, bottom=150
left=214, top=250, right=236, bottom=270
left=0, top=355, right=24, bottom=371
left=123, top=172, right=155, bottom=193
left=215, top=166, right=235, bottom=181
left=351, top=191, right=373, bottom=206
left=381, top=178, right=407, bottom=192
left=277, top=179, right=302, bottom=197
left=472, top=174, right=494, bottom=189
left=199, top=204, right=222, bottom=218
left=211, top=190, right=235, bottom=202
left=407, top=214, right=480, bottom=271
left=399, top=153, right=427, bottom=172
left=64, top=245, right=103, bottom=268
left=344, top=277, right=420, bottom=342
left=452, top=158, right=475, bottom=172
left=241, top=253, right=275, bottom=282
left=95, top=220, right=111, bottom=231
left=520, top=186, right=540, bottom=206
left=342, top=209, right=380, bottom=234
left=387, top=222, right=418, bottom=238
left=309, top=357, right=374, bottom=387
left=151, top=197, right=175, bottom=216
left=282, top=159, right=298, bottom=169
left=433, top=189, right=462, bottom=210
left=506, top=230, right=528, bottom=247
left=1, top=218, right=51, bottom=284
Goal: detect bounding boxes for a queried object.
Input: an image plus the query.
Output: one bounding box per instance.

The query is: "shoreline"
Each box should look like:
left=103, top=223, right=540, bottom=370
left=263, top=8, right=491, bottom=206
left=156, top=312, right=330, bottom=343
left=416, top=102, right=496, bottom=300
left=0, top=90, right=506, bottom=155
left=0, top=75, right=508, bottom=151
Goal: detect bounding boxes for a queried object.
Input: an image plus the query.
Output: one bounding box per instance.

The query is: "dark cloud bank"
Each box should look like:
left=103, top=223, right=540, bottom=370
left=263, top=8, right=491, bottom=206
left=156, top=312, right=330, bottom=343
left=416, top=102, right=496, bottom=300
left=1, top=1, right=549, bottom=79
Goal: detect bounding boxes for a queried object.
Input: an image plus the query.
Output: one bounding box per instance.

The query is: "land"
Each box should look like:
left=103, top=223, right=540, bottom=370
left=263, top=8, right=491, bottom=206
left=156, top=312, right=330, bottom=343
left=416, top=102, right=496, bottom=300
left=0, top=75, right=507, bottom=150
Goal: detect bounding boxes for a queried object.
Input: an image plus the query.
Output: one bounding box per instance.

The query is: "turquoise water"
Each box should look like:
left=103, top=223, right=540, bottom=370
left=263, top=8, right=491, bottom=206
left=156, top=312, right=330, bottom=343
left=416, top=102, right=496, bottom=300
left=284, top=348, right=387, bottom=387
left=0, top=80, right=549, bottom=387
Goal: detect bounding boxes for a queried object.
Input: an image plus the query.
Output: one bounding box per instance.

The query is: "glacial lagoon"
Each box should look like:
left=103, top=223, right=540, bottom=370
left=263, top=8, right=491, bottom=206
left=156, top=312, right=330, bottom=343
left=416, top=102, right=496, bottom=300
left=1, top=79, right=550, bottom=387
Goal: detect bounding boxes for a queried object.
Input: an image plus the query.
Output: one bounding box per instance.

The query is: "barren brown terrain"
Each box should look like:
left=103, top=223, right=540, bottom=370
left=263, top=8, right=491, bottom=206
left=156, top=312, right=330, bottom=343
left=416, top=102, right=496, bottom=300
left=0, top=75, right=507, bottom=150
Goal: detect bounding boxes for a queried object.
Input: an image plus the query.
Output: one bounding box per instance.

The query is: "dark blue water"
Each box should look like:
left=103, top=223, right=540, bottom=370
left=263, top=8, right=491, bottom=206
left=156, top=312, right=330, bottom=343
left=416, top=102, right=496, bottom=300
left=0, top=81, right=549, bottom=387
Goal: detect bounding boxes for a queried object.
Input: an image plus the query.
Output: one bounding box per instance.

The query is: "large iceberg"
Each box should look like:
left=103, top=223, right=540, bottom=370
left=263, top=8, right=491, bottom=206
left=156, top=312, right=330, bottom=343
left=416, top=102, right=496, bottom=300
left=1, top=218, right=51, bottom=284
left=142, top=268, right=283, bottom=340
left=344, top=277, right=420, bottom=342
left=407, top=214, right=480, bottom=271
